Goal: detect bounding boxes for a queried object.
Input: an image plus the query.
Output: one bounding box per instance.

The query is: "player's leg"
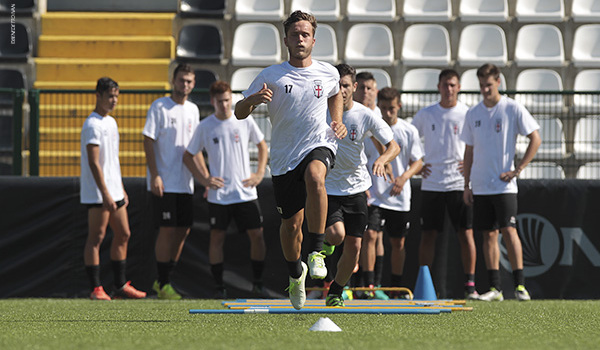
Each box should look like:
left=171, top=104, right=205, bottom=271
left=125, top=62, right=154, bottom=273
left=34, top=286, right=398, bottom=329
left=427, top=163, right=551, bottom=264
left=418, top=191, right=443, bottom=267
left=448, top=191, right=478, bottom=298
left=360, top=205, right=382, bottom=291
left=209, top=228, right=227, bottom=296
left=383, top=209, right=410, bottom=298
left=237, top=200, right=267, bottom=294
left=473, top=195, right=503, bottom=301
left=85, top=206, right=111, bottom=300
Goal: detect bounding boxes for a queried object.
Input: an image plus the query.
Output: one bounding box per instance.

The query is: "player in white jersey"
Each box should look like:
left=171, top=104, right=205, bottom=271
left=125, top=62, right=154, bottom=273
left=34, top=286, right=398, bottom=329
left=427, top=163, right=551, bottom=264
left=369, top=87, right=424, bottom=297
left=143, top=63, right=200, bottom=300
left=235, top=11, right=347, bottom=310
left=184, top=81, right=268, bottom=298
left=461, top=63, right=541, bottom=302
left=80, top=77, right=146, bottom=300
left=412, top=69, right=479, bottom=300
left=321, top=64, right=399, bottom=307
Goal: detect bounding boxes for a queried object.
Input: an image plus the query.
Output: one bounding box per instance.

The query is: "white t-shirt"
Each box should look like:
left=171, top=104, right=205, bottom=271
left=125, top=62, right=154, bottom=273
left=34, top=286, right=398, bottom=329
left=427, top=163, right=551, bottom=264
left=242, top=60, right=340, bottom=176
left=460, top=96, right=540, bottom=195
left=80, top=112, right=124, bottom=204
left=143, top=97, right=199, bottom=194
left=325, top=102, right=394, bottom=196
left=412, top=102, right=469, bottom=192
left=370, top=119, right=424, bottom=212
left=364, top=106, right=383, bottom=172
left=187, top=113, right=264, bottom=205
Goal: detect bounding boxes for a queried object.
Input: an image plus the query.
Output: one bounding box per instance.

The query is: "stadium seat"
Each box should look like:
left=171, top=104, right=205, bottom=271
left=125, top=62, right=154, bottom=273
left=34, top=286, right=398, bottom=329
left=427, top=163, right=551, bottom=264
left=344, top=24, right=394, bottom=66
left=403, top=0, right=451, bottom=22
left=176, top=24, right=223, bottom=61
left=574, top=117, right=600, bottom=160
left=0, top=22, right=31, bottom=61
left=235, top=0, right=284, bottom=21
left=514, top=25, right=565, bottom=67
left=179, top=0, right=226, bottom=18
left=188, top=69, right=218, bottom=107
left=290, top=0, right=340, bottom=21
left=313, top=24, right=337, bottom=64
left=519, top=162, right=565, bottom=179
left=573, top=70, right=600, bottom=113
left=347, top=0, right=396, bottom=22
left=515, top=0, right=565, bottom=22
left=356, top=68, right=392, bottom=89
left=457, top=24, right=507, bottom=67
left=0, top=69, right=26, bottom=108
left=572, top=25, right=600, bottom=67
left=230, top=68, right=265, bottom=110
left=0, top=0, right=35, bottom=15
left=515, top=69, right=564, bottom=114
left=576, top=162, right=600, bottom=179
left=516, top=116, right=566, bottom=160
left=572, top=0, right=600, bottom=22
left=401, top=68, right=440, bottom=113
left=459, top=69, right=507, bottom=106
left=459, top=0, right=508, bottom=22
left=401, top=24, right=450, bottom=66
left=231, top=23, right=281, bottom=66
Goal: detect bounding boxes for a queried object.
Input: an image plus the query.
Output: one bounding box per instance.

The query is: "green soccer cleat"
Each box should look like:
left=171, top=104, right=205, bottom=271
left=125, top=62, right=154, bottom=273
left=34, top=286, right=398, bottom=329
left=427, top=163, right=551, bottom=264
left=321, top=242, right=335, bottom=256
left=308, top=251, right=327, bottom=279
left=479, top=287, right=504, bottom=302
left=153, top=281, right=182, bottom=300
left=325, top=294, right=345, bottom=307
left=515, top=285, right=531, bottom=301
left=286, top=261, right=308, bottom=310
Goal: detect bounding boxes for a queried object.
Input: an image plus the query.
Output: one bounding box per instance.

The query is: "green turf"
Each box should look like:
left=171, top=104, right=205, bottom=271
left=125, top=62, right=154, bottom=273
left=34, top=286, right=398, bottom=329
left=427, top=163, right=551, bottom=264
left=1, top=299, right=599, bottom=349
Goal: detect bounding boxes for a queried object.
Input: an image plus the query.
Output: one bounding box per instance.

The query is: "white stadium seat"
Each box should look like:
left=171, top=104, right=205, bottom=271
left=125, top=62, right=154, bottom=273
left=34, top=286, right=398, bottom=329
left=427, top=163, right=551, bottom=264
left=573, top=70, right=600, bottom=113
left=459, top=0, right=508, bottom=22
left=401, top=68, right=440, bottom=113
left=519, top=162, right=565, bottom=179
left=574, top=117, right=600, bottom=160
left=457, top=24, right=507, bottom=67
left=344, top=24, right=394, bottom=66
left=356, top=68, right=392, bottom=89
left=230, top=67, right=264, bottom=106
left=231, top=23, right=281, bottom=66
left=515, top=0, right=565, bottom=22
left=515, top=69, right=564, bottom=114
left=516, top=116, right=566, bottom=160
left=312, top=24, right=338, bottom=64
left=403, top=0, right=451, bottom=22
left=235, top=0, right=284, bottom=21
left=577, top=162, right=600, bottom=179
left=347, top=0, right=396, bottom=22
left=514, top=25, right=565, bottom=67
left=572, top=25, right=600, bottom=67
left=290, top=0, right=340, bottom=21
left=572, top=0, right=600, bottom=22
left=401, top=24, right=450, bottom=66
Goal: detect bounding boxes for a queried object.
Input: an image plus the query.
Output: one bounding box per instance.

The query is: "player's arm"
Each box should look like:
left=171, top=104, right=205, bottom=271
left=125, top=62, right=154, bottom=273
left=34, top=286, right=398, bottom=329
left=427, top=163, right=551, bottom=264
left=143, top=135, right=164, bottom=197
left=390, top=158, right=423, bottom=196
left=372, top=139, right=400, bottom=181
left=328, top=91, right=347, bottom=139
left=243, top=139, right=268, bottom=188
left=86, top=143, right=117, bottom=212
left=182, top=150, right=224, bottom=190
left=462, top=145, right=474, bottom=206
left=122, top=182, right=129, bottom=207
left=235, top=83, right=273, bottom=120
left=500, top=129, right=542, bottom=182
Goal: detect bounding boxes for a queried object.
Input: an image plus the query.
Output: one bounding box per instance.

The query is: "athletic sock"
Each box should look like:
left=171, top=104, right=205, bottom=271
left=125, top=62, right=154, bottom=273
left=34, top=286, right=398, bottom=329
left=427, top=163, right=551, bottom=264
left=488, top=269, right=501, bottom=291
left=157, top=261, right=175, bottom=287
left=111, top=259, right=127, bottom=288
left=211, top=263, right=224, bottom=288
left=307, top=232, right=324, bottom=253
left=512, top=269, right=525, bottom=288
left=287, top=259, right=303, bottom=279
left=375, top=255, right=384, bottom=286
left=391, top=274, right=403, bottom=287
left=251, top=259, right=264, bottom=285
left=363, top=270, right=375, bottom=287
left=465, top=273, right=476, bottom=293
left=85, top=265, right=101, bottom=290
left=327, top=281, right=344, bottom=296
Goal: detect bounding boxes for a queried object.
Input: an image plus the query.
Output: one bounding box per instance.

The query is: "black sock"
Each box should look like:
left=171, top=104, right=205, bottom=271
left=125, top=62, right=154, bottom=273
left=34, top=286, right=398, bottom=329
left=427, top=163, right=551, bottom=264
left=391, top=274, right=403, bottom=287
left=375, top=255, right=384, bottom=286
left=111, top=259, right=127, bottom=289
left=488, top=269, right=501, bottom=291
left=328, top=281, right=344, bottom=296
left=308, top=232, right=324, bottom=253
left=324, top=255, right=334, bottom=282
left=363, top=271, right=375, bottom=286
left=513, top=269, right=525, bottom=288
left=85, top=265, right=101, bottom=290
left=211, top=263, right=224, bottom=287
left=157, top=261, right=175, bottom=287
left=287, top=259, right=303, bottom=279
left=465, top=273, right=476, bottom=293
left=251, top=259, right=264, bottom=284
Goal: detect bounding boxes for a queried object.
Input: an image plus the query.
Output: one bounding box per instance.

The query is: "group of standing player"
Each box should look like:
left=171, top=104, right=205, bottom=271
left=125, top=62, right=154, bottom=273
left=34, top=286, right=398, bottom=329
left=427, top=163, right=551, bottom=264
left=79, top=10, right=541, bottom=305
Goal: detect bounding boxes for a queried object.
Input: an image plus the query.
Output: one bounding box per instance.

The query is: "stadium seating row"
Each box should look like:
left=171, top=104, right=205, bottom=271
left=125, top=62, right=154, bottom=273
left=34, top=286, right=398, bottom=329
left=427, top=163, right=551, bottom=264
left=518, top=161, right=600, bottom=180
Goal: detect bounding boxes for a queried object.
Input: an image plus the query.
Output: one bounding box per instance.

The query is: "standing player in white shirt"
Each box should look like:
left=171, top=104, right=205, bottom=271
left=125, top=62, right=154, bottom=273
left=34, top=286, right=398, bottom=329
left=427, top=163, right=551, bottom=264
left=412, top=69, right=479, bottom=300
left=322, top=64, right=399, bottom=307
left=235, top=10, right=347, bottom=310
left=369, top=87, right=424, bottom=297
left=461, top=63, right=541, bottom=301
left=143, top=63, right=200, bottom=300
left=183, top=81, right=268, bottom=298
left=80, top=77, right=146, bottom=300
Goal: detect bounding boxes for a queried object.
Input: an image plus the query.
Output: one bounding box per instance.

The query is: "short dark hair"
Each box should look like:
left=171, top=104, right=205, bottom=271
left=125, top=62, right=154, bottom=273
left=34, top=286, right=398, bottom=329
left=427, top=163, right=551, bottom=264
left=378, top=87, right=400, bottom=102
left=95, top=77, right=118, bottom=94
left=476, top=63, right=501, bottom=81
left=209, top=80, right=232, bottom=97
left=283, top=10, right=317, bottom=36
left=335, top=63, right=356, bottom=82
left=356, top=71, right=375, bottom=82
left=173, top=63, right=194, bottom=81
left=439, top=69, right=460, bottom=83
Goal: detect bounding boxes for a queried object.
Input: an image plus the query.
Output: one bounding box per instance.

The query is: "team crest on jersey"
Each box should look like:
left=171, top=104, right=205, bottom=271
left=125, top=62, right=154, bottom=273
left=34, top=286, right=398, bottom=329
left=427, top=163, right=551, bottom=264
left=313, top=80, right=323, bottom=98
left=349, top=124, right=358, bottom=141
left=453, top=123, right=459, bottom=135
left=495, top=118, right=502, bottom=133
left=233, top=129, right=240, bottom=143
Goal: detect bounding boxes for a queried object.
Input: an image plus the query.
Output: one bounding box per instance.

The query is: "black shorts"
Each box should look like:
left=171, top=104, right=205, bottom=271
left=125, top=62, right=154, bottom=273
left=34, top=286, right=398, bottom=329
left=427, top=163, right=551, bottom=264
left=272, top=147, right=335, bottom=219
left=366, top=205, right=386, bottom=232
left=473, top=194, right=518, bottom=231
left=380, top=207, right=410, bottom=238
left=326, top=192, right=368, bottom=238
left=152, top=192, right=194, bottom=228
left=86, top=199, right=126, bottom=210
left=208, top=200, right=263, bottom=231
left=420, top=190, right=473, bottom=232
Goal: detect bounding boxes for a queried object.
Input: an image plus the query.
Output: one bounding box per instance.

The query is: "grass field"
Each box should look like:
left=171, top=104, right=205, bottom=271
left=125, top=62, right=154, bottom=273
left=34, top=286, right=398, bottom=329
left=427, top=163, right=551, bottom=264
left=1, top=298, right=599, bottom=349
